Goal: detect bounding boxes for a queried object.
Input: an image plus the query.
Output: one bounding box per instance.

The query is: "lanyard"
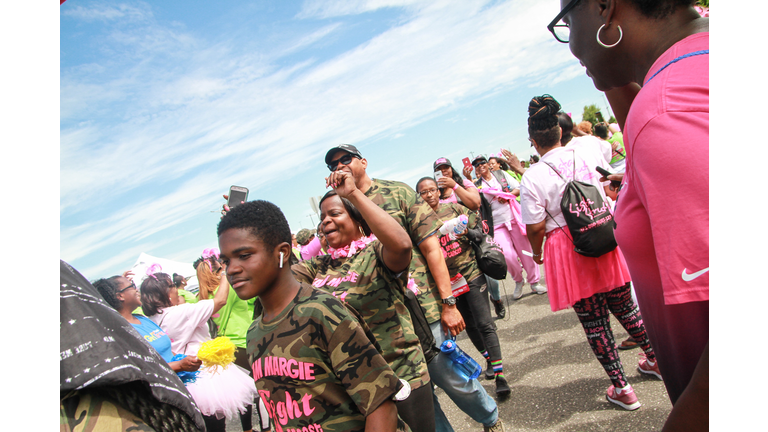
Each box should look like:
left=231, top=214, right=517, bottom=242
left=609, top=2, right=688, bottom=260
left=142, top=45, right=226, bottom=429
left=644, top=49, right=709, bottom=85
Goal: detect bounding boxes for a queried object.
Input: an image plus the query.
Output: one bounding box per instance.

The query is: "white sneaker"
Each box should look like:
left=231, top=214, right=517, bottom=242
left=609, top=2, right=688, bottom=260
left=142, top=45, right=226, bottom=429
left=513, top=281, right=524, bottom=299
left=530, top=282, right=547, bottom=294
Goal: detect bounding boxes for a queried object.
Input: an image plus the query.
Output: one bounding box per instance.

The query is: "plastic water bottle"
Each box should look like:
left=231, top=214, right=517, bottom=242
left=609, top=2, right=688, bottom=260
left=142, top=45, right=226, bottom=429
left=439, top=215, right=469, bottom=240
left=440, top=339, right=481, bottom=381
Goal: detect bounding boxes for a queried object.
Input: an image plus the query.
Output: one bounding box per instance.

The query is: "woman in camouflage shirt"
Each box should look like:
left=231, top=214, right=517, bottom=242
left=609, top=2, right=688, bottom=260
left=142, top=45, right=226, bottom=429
left=416, top=177, right=510, bottom=398
left=293, top=170, right=435, bottom=432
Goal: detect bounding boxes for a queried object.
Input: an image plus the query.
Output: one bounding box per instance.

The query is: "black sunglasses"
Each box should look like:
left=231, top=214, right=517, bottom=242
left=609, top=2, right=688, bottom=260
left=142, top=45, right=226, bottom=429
left=118, top=280, right=137, bottom=293
left=547, top=0, right=582, bottom=43
left=327, top=153, right=360, bottom=171
left=472, top=160, right=487, bottom=168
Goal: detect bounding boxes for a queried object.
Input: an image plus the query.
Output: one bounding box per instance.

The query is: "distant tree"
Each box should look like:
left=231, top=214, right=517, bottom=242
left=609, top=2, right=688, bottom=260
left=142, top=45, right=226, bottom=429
left=581, top=103, right=616, bottom=125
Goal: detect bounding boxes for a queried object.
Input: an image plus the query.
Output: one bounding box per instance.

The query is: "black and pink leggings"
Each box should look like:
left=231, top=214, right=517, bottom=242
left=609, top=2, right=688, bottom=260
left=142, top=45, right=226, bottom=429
left=572, top=283, right=656, bottom=389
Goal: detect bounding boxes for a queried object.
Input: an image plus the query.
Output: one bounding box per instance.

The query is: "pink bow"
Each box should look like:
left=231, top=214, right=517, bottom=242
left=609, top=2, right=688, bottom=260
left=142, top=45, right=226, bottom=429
left=146, top=263, right=162, bottom=280
left=202, top=248, right=220, bottom=259
left=202, top=248, right=220, bottom=272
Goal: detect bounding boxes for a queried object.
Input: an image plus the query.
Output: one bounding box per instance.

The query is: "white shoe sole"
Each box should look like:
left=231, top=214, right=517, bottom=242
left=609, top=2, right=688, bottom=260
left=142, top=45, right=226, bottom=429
left=637, top=365, right=663, bottom=380
left=606, top=394, right=641, bottom=411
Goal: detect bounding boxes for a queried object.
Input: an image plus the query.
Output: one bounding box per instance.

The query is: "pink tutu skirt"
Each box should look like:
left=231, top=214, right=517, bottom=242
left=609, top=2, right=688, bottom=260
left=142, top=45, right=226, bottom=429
left=543, top=228, right=631, bottom=312
left=185, top=362, right=258, bottom=420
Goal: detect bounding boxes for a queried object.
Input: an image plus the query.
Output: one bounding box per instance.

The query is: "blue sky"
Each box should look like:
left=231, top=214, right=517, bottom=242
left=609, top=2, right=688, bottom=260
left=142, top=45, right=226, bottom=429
left=60, top=0, right=619, bottom=280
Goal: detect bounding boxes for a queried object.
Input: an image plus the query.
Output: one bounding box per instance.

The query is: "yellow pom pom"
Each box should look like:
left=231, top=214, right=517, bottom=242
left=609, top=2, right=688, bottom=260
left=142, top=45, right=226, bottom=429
left=197, top=336, right=236, bottom=373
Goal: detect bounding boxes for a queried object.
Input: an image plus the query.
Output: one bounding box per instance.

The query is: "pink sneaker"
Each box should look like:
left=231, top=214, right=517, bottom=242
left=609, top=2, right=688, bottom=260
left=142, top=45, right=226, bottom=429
left=606, top=385, right=641, bottom=410
left=637, top=353, right=663, bottom=380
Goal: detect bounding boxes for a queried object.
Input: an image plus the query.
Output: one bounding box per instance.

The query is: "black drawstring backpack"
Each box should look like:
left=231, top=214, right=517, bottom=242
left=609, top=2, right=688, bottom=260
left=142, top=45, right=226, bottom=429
left=542, top=151, right=617, bottom=258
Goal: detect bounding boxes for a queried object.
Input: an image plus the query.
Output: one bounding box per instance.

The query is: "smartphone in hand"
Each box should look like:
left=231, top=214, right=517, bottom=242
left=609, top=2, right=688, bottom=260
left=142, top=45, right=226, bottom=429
left=595, top=166, right=612, bottom=178
left=462, top=157, right=472, bottom=169
left=596, top=167, right=621, bottom=189
left=228, top=186, right=249, bottom=209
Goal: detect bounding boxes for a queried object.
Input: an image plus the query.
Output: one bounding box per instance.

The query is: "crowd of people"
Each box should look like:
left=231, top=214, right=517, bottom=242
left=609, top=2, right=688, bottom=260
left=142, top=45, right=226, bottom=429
left=60, top=1, right=708, bottom=431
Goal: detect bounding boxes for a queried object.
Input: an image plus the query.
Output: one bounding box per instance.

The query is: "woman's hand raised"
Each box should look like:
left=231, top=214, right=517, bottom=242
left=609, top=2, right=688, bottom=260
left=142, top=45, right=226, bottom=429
left=326, top=170, right=358, bottom=199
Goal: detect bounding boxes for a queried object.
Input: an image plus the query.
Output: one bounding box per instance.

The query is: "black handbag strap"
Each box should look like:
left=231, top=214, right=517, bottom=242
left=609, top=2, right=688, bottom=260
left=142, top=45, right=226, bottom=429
left=540, top=152, right=575, bottom=244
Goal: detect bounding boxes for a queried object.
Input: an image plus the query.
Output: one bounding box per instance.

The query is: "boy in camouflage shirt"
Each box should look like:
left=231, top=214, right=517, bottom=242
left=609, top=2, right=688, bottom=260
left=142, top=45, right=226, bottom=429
left=218, top=200, right=408, bottom=432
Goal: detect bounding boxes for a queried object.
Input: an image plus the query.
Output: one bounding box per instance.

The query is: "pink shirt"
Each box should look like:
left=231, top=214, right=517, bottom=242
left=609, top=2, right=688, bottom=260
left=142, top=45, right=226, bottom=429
left=568, top=135, right=612, bottom=165
left=520, top=146, right=610, bottom=233
left=149, top=299, right=215, bottom=356
left=478, top=172, right=519, bottom=225
left=301, top=236, right=324, bottom=261
left=439, top=179, right=478, bottom=205
left=615, top=32, right=709, bottom=305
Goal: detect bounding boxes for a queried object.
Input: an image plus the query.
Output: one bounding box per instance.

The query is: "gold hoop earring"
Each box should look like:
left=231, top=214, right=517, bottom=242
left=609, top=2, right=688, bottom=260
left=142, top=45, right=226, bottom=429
left=359, top=225, right=365, bottom=237
left=596, top=23, right=622, bottom=48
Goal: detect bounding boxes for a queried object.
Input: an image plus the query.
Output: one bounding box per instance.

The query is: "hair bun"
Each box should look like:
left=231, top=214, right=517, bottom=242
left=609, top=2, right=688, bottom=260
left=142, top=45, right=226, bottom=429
left=528, top=94, right=562, bottom=131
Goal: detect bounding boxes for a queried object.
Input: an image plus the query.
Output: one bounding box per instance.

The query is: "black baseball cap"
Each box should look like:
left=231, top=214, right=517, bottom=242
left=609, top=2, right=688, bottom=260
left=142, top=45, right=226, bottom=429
left=325, top=144, right=363, bottom=165
left=472, top=155, right=488, bottom=166
left=433, top=157, right=453, bottom=171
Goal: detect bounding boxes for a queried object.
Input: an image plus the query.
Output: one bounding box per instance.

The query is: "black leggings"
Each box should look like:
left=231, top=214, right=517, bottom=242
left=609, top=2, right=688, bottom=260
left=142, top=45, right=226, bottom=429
left=395, top=381, right=436, bottom=432
left=456, top=276, right=503, bottom=366
left=203, top=414, right=226, bottom=432
left=572, top=283, right=656, bottom=388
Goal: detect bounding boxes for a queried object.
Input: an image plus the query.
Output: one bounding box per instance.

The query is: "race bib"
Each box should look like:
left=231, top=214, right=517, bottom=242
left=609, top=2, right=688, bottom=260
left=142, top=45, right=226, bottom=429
left=450, top=273, right=469, bottom=297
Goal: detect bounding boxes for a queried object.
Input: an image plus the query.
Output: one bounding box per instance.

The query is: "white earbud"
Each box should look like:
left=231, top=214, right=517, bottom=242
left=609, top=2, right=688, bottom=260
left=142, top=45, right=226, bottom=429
left=279, top=251, right=284, bottom=268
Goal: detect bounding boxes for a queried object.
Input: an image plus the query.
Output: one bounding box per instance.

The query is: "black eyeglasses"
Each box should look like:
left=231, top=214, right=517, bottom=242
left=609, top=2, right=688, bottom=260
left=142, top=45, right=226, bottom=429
left=472, top=160, right=487, bottom=168
left=118, top=280, right=137, bottom=293
left=547, top=0, right=582, bottom=43
left=327, top=154, right=360, bottom=171
left=419, top=188, right=439, bottom=197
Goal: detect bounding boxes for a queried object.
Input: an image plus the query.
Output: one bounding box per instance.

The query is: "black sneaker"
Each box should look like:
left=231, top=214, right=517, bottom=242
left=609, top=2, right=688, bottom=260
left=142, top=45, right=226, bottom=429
left=492, top=299, right=506, bottom=319
left=485, top=360, right=495, bottom=380
left=495, top=375, right=511, bottom=397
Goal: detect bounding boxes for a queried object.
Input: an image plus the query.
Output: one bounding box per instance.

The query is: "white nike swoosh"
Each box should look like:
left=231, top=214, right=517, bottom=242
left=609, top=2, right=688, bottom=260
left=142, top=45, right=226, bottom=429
left=681, top=267, right=709, bottom=282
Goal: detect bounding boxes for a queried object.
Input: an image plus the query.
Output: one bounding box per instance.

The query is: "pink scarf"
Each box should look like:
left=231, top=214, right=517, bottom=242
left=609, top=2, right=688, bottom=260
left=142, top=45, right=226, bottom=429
left=480, top=187, right=527, bottom=235
left=327, top=234, right=377, bottom=259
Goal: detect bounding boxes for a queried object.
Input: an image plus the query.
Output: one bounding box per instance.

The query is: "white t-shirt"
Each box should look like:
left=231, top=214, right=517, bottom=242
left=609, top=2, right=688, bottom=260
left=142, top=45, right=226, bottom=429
left=568, top=135, right=612, bottom=165
left=520, top=147, right=610, bottom=233
left=150, top=299, right=215, bottom=356
left=479, top=171, right=519, bottom=225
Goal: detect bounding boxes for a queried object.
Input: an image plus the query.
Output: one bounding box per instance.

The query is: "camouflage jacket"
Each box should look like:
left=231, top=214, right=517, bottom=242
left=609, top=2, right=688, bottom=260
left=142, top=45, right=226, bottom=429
left=364, top=178, right=443, bottom=324
left=434, top=203, right=483, bottom=283
left=293, top=240, right=430, bottom=391
left=246, top=283, right=406, bottom=432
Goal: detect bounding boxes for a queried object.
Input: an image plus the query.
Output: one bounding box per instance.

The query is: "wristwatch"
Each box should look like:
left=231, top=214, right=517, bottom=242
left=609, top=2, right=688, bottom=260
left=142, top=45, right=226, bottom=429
left=441, top=296, right=457, bottom=306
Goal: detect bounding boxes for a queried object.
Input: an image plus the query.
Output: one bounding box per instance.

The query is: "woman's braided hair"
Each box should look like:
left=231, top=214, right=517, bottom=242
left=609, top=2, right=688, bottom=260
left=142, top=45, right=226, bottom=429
left=528, top=94, right=562, bottom=149
left=93, top=276, right=124, bottom=310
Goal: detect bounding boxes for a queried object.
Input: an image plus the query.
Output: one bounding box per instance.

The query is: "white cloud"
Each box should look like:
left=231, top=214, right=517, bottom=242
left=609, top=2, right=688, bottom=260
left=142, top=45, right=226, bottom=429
left=296, top=0, right=430, bottom=19
left=61, top=0, right=583, bottom=277
left=62, top=1, right=153, bottom=23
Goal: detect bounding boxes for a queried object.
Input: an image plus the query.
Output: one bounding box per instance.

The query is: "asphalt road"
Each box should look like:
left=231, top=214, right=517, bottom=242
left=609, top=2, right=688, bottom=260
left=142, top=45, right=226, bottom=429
left=435, top=272, right=673, bottom=432
left=228, top=266, right=673, bottom=432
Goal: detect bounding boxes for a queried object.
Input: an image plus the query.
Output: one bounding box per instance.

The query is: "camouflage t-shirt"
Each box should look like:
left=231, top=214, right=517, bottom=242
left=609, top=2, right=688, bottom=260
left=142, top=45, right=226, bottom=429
left=293, top=240, right=430, bottom=392
left=435, top=203, right=483, bottom=284
left=364, top=178, right=443, bottom=324
left=246, top=283, right=404, bottom=432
